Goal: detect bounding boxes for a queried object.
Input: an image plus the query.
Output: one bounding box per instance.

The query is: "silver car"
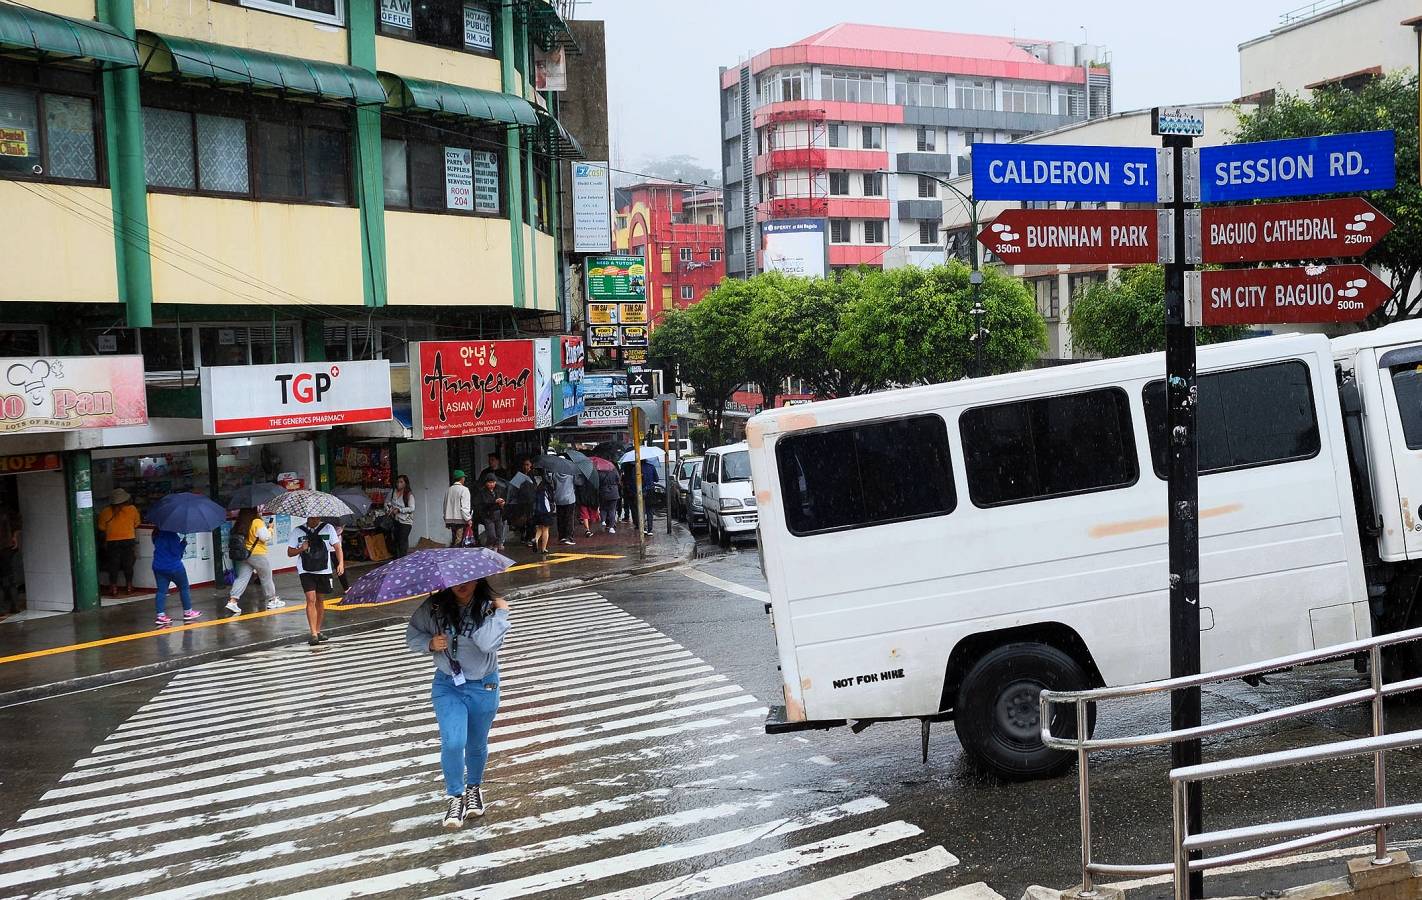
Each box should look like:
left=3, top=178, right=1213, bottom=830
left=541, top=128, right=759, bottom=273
left=672, top=456, right=702, bottom=521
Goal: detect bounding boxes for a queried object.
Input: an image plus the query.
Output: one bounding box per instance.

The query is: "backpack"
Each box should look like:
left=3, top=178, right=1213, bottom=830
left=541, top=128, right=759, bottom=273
left=536, top=480, right=556, bottom=515
left=228, top=523, right=253, bottom=562
left=298, top=525, right=331, bottom=572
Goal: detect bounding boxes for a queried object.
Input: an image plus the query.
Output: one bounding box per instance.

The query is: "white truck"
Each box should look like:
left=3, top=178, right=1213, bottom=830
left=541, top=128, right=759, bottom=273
left=746, top=322, right=1422, bottom=779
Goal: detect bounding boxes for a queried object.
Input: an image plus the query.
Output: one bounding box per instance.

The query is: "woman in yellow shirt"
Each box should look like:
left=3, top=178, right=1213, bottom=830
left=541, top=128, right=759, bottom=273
left=225, top=507, right=283, bottom=615
left=96, top=489, right=141, bottom=597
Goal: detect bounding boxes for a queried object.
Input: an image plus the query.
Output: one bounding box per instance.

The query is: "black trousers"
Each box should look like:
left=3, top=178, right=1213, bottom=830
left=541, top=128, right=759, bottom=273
left=556, top=504, right=577, bottom=541
left=393, top=522, right=412, bottom=558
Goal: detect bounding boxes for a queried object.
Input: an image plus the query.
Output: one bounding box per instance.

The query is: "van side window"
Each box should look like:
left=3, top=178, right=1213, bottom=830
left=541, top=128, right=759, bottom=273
left=775, top=414, right=956, bottom=535
left=961, top=388, right=1137, bottom=507
left=1143, top=360, right=1321, bottom=477
left=704, top=455, right=719, bottom=482
left=1390, top=366, right=1422, bottom=449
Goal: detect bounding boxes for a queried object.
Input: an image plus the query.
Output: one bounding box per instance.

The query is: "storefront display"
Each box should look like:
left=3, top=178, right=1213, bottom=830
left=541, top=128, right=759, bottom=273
left=333, top=445, right=391, bottom=492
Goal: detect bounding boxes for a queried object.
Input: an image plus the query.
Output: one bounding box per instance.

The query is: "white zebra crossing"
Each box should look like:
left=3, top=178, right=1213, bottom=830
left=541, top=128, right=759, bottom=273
left=0, top=588, right=972, bottom=898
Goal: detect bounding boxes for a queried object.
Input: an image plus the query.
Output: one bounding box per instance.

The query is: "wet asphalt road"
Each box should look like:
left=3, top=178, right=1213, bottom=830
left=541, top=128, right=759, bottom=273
left=1, top=539, right=1420, bottom=899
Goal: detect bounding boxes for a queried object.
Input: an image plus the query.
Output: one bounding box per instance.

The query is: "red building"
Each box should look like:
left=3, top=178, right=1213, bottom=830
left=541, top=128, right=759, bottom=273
left=614, top=181, right=726, bottom=322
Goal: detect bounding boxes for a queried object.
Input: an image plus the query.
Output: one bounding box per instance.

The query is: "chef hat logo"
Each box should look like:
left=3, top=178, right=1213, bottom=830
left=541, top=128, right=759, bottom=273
left=7, top=360, right=54, bottom=404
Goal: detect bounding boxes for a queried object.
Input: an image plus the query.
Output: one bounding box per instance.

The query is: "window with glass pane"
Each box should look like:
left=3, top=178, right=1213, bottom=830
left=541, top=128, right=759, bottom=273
left=255, top=119, right=303, bottom=199
left=827, top=123, right=848, bottom=148
left=863, top=220, right=884, bottom=243
left=382, top=137, right=409, bottom=206
left=917, top=175, right=937, bottom=198
left=956, top=79, right=994, bottom=111
left=143, top=107, right=195, bottom=189
left=710, top=247, right=722, bottom=261
left=0, top=87, right=42, bottom=177
left=1393, top=366, right=1422, bottom=449
left=830, top=218, right=850, bottom=243
left=962, top=388, right=1137, bottom=507
left=409, top=140, right=446, bottom=210
left=196, top=114, right=249, bottom=193
left=828, top=172, right=848, bottom=195
left=44, top=94, right=96, bottom=181
left=1142, top=362, right=1321, bottom=478
left=1003, top=82, right=1051, bottom=114
left=240, top=0, right=342, bottom=24
left=861, top=125, right=882, bottom=149
left=323, top=322, right=352, bottom=361
left=199, top=326, right=250, bottom=367
left=250, top=324, right=296, bottom=365
left=919, top=222, right=938, bottom=244
left=303, top=127, right=348, bottom=203
left=862, top=172, right=883, bottom=196
left=681, top=286, right=693, bottom=300
left=777, top=415, right=956, bottom=535
left=0, top=328, right=41, bottom=357
left=143, top=327, right=193, bottom=372
left=916, top=126, right=935, bottom=152
left=85, top=328, right=137, bottom=355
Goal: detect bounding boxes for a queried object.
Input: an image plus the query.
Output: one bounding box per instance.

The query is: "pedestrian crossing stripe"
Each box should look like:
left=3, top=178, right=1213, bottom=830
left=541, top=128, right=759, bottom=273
left=0, top=589, right=970, bottom=898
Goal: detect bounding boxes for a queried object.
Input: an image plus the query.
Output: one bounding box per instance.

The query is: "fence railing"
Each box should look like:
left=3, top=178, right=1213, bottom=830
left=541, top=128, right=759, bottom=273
left=1040, top=624, right=1422, bottom=900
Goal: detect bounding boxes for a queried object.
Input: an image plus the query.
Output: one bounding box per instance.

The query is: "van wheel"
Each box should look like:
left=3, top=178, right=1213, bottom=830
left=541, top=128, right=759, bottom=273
left=716, top=519, right=731, bottom=548
left=954, top=642, right=1094, bottom=781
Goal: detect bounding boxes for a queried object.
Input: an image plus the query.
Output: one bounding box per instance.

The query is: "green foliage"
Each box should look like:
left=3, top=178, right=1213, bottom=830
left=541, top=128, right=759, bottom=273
left=833, top=262, right=1045, bottom=388
left=648, top=294, right=745, bottom=436
left=688, top=425, right=719, bottom=454
left=1068, top=265, right=1247, bottom=357
left=1231, top=72, right=1421, bottom=323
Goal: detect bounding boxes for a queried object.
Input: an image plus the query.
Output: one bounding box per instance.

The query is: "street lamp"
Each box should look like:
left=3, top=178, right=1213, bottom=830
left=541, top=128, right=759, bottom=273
left=907, top=170, right=988, bottom=376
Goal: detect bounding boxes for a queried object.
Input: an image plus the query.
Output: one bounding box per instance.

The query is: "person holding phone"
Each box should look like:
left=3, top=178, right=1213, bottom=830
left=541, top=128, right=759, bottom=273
left=405, top=578, right=509, bottom=828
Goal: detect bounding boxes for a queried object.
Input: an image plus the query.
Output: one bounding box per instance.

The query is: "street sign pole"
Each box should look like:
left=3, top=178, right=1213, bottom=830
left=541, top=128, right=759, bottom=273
left=1160, top=122, right=1204, bottom=900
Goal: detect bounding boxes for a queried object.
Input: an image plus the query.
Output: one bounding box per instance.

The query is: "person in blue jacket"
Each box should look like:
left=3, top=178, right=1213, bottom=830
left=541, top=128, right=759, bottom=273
left=405, top=578, right=510, bottom=828
left=152, top=529, right=200, bottom=628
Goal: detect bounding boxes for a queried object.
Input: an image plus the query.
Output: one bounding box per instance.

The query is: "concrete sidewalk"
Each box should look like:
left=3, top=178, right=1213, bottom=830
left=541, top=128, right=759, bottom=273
left=0, top=522, right=695, bottom=705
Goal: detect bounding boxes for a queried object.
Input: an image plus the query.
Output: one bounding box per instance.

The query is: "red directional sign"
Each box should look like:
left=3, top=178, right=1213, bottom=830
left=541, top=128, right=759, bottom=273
left=1187, top=265, right=1391, bottom=327
left=1200, top=198, right=1393, bottom=264
left=976, top=209, right=1161, bottom=265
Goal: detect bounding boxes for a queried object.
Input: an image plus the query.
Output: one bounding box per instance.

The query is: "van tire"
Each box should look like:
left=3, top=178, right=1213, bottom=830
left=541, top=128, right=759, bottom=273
left=954, top=642, right=1093, bottom=780
left=716, top=518, right=731, bottom=548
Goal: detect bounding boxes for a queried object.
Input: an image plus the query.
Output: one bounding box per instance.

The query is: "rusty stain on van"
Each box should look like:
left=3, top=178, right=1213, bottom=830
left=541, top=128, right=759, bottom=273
left=800, top=677, right=812, bottom=691
left=778, top=411, right=819, bottom=431
left=1404, top=498, right=1415, bottom=532
left=745, top=422, right=764, bottom=448
left=756, top=489, right=772, bottom=505
left=784, top=685, right=807, bottom=722
left=1088, top=502, right=1243, bottom=538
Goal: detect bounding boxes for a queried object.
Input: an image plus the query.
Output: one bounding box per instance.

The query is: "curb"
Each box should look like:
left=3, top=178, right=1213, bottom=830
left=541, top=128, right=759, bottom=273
left=0, top=542, right=698, bottom=708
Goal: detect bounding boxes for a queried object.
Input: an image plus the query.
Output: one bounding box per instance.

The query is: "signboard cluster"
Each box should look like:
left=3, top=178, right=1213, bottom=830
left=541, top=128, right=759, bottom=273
left=972, top=128, right=1397, bottom=327
left=586, top=255, right=650, bottom=348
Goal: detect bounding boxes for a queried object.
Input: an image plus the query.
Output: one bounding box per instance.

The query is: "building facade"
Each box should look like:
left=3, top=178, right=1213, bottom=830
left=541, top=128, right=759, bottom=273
left=613, top=181, right=725, bottom=321
left=0, top=0, right=592, bottom=614
left=1238, top=0, right=1418, bottom=102
left=718, top=23, right=1111, bottom=278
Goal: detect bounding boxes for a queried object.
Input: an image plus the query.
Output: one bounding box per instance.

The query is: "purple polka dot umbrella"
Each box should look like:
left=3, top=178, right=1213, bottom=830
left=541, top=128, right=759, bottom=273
left=337, top=548, right=516, bottom=606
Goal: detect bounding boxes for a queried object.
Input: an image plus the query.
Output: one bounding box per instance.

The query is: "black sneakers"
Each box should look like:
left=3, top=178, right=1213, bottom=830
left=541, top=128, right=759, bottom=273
left=463, top=784, right=485, bottom=819
left=443, top=795, right=464, bottom=829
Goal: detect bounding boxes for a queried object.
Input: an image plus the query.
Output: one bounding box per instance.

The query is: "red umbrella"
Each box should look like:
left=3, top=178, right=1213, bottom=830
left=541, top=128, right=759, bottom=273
left=590, top=456, right=617, bottom=473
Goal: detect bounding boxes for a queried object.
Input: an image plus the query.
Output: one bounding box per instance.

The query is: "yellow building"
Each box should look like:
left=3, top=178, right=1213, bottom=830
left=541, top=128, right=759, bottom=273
left=0, top=0, right=582, bottom=611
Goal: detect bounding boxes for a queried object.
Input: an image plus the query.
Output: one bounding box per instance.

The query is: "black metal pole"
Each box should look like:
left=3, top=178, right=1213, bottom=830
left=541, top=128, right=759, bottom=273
left=1163, top=130, right=1203, bottom=900
left=967, top=195, right=985, bottom=377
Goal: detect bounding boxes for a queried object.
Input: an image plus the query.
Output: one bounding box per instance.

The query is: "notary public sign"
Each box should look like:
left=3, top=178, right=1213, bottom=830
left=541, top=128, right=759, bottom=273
left=977, top=209, right=1162, bottom=265
left=1199, top=198, right=1393, bottom=264
left=972, top=143, right=1159, bottom=202
left=1185, top=265, right=1391, bottom=327
left=1198, top=130, right=1395, bottom=203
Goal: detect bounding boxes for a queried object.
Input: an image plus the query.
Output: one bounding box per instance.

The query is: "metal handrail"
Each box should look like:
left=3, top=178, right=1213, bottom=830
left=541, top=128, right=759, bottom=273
left=1040, top=624, right=1422, bottom=898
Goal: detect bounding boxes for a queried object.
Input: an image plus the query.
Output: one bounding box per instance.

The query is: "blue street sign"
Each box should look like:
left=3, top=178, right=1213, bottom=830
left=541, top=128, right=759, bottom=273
left=1199, top=130, right=1395, bottom=202
left=972, top=143, right=1159, bottom=202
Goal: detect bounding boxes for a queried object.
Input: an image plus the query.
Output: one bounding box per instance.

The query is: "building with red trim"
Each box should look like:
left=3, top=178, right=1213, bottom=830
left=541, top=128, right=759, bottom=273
left=613, top=180, right=726, bottom=322
left=719, top=23, right=1111, bottom=276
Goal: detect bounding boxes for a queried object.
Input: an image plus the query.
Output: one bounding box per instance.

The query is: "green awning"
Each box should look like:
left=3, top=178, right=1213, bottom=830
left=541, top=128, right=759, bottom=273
left=138, top=31, right=385, bottom=105
left=535, top=110, right=584, bottom=159
left=0, top=4, right=137, bottom=65
left=379, top=73, right=538, bottom=126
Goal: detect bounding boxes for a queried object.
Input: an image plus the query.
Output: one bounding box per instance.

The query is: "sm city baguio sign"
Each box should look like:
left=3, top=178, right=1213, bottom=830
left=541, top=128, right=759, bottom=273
left=411, top=340, right=535, bottom=440
left=201, top=360, right=393, bottom=436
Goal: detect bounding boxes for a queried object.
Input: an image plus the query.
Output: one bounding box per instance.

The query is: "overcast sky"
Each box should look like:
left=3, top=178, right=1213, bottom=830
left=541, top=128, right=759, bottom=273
left=579, top=0, right=1288, bottom=176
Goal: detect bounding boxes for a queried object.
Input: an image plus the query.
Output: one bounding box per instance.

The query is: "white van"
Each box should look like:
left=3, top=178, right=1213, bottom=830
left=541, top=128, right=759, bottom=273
left=747, top=332, right=1372, bottom=779
left=702, top=442, right=759, bottom=546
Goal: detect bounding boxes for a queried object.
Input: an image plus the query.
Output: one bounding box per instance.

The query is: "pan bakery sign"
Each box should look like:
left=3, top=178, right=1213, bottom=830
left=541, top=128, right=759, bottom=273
left=0, top=355, right=147, bottom=434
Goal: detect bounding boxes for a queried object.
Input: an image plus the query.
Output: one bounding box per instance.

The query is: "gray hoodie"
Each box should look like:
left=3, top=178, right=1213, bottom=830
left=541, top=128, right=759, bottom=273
left=405, top=595, right=509, bottom=680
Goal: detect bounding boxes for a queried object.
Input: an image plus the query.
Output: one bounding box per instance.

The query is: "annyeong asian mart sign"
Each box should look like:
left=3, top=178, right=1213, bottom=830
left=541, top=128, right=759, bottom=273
left=202, top=361, right=393, bottom=436
left=0, top=355, right=147, bottom=434
left=412, top=340, right=535, bottom=439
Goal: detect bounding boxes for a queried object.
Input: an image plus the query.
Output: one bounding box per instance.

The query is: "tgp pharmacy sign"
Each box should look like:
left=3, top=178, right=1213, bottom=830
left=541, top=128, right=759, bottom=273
left=412, top=340, right=535, bottom=440
left=201, top=361, right=392, bottom=436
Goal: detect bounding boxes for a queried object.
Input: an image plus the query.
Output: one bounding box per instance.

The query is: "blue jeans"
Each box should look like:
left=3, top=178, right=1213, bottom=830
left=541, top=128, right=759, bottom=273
left=431, top=669, right=500, bottom=797
left=153, top=567, right=191, bottom=616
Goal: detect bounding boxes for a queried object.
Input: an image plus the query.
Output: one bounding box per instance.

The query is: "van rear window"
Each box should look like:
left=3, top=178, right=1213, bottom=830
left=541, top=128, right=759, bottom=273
left=775, top=414, right=956, bottom=535
left=1143, top=360, right=1320, bottom=477
left=960, top=388, right=1137, bottom=507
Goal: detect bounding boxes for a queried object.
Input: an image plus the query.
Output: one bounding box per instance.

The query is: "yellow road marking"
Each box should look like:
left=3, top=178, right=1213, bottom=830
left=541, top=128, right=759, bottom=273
left=0, top=552, right=626, bottom=666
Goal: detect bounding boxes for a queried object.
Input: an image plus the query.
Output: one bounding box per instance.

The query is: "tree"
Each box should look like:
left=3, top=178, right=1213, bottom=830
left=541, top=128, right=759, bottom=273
left=833, top=262, right=1046, bottom=387
left=1069, top=265, right=1247, bottom=357
left=621, top=154, right=721, bottom=188
left=1231, top=72, right=1421, bottom=325
left=750, top=274, right=870, bottom=397
left=648, top=294, right=746, bottom=439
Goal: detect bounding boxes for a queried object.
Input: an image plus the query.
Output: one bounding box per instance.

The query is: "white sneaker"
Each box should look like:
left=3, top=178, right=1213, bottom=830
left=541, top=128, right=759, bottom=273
left=608, top=527, right=616, bottom=534
left=266, top=598, right=287, bottom=609
left=224, top=599, right=241, bottom=616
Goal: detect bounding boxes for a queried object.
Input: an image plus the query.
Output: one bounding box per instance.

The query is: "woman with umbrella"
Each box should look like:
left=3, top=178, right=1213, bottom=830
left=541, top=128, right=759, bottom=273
left=267, top=490, right=351, bottom=646
left=144, top=490, right=228, bottom=627
left=344, top=547, right=512, bottom=827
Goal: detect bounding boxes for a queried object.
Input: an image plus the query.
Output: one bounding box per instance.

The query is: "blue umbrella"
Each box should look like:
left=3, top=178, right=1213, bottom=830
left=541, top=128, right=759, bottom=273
left=338, top=548, right=514, bottom=606
left=145, top=492, right=228, bottom=534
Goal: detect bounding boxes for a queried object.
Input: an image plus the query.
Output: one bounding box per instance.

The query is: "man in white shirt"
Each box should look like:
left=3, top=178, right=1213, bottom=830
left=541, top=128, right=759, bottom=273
left=444, top=470, right=473, bottom=546
left=287, top=516, right=343, bottom=647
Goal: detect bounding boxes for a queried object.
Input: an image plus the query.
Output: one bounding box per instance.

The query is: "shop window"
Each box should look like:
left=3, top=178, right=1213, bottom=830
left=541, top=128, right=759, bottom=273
left=383, top=119, right=503, bottom=216
left=240, top=0, right=344, bottom=26
left=378, top=0, right=497, bottom=56
left=249, top=324, right=298, bottom=366
left=198, top=324, right=298, bottom=367
left=0, top=68, right=100, bottom=184
left=142, top=327, right=194, bottom=374
left=0, top=327, right=43, bottom=356
left=141, top=87, right=350, bottom=205
left=85, top=328, right=137, bottom=355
